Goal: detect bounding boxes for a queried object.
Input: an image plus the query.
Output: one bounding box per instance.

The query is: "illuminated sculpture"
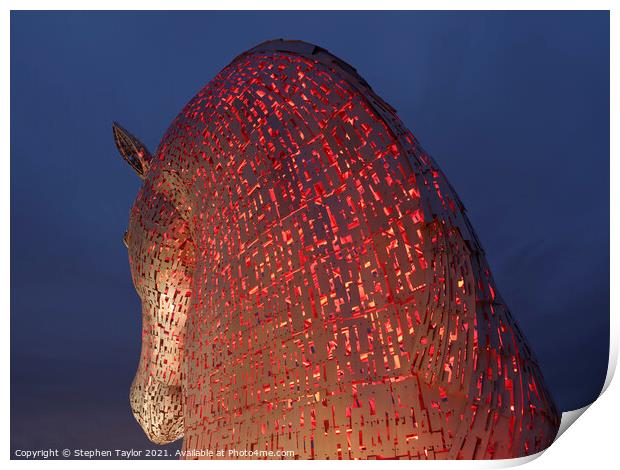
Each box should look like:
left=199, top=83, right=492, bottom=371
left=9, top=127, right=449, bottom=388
left=113, top=40, right=560, bottom=459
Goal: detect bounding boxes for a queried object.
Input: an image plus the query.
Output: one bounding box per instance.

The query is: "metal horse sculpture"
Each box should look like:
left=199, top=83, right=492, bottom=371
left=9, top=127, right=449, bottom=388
left=113, top=40, right=560, bottom=459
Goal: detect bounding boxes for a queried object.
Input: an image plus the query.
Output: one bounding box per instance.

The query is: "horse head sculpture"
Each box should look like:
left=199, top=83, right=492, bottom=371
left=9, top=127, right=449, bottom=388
left=114, top=40, right=560, bottom=459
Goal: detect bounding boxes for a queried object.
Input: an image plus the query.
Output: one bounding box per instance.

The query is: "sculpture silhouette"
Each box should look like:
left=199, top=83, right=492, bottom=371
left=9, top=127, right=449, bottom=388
left=113, top=40, right=560, bottom=459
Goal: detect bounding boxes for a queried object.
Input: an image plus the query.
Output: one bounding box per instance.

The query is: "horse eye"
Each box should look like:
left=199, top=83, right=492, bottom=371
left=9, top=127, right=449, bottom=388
left=123, top=231, right=129, bottom=248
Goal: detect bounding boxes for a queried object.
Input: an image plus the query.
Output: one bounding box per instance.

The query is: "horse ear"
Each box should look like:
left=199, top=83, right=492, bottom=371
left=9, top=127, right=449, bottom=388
left=112, top=122, right=152, bottom=179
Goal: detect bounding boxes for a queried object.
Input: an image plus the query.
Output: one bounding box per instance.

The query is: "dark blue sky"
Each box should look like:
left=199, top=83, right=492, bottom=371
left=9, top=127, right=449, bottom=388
left=11, top=11, right=609, bottom=454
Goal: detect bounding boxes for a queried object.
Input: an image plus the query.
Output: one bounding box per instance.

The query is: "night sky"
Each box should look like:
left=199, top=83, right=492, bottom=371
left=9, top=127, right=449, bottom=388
left=11, top=11, right=609, bottom=454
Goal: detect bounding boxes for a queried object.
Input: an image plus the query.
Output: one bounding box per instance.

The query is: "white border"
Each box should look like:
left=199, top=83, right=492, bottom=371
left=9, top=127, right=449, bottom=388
left=3, top=2, right=616, bottom=468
